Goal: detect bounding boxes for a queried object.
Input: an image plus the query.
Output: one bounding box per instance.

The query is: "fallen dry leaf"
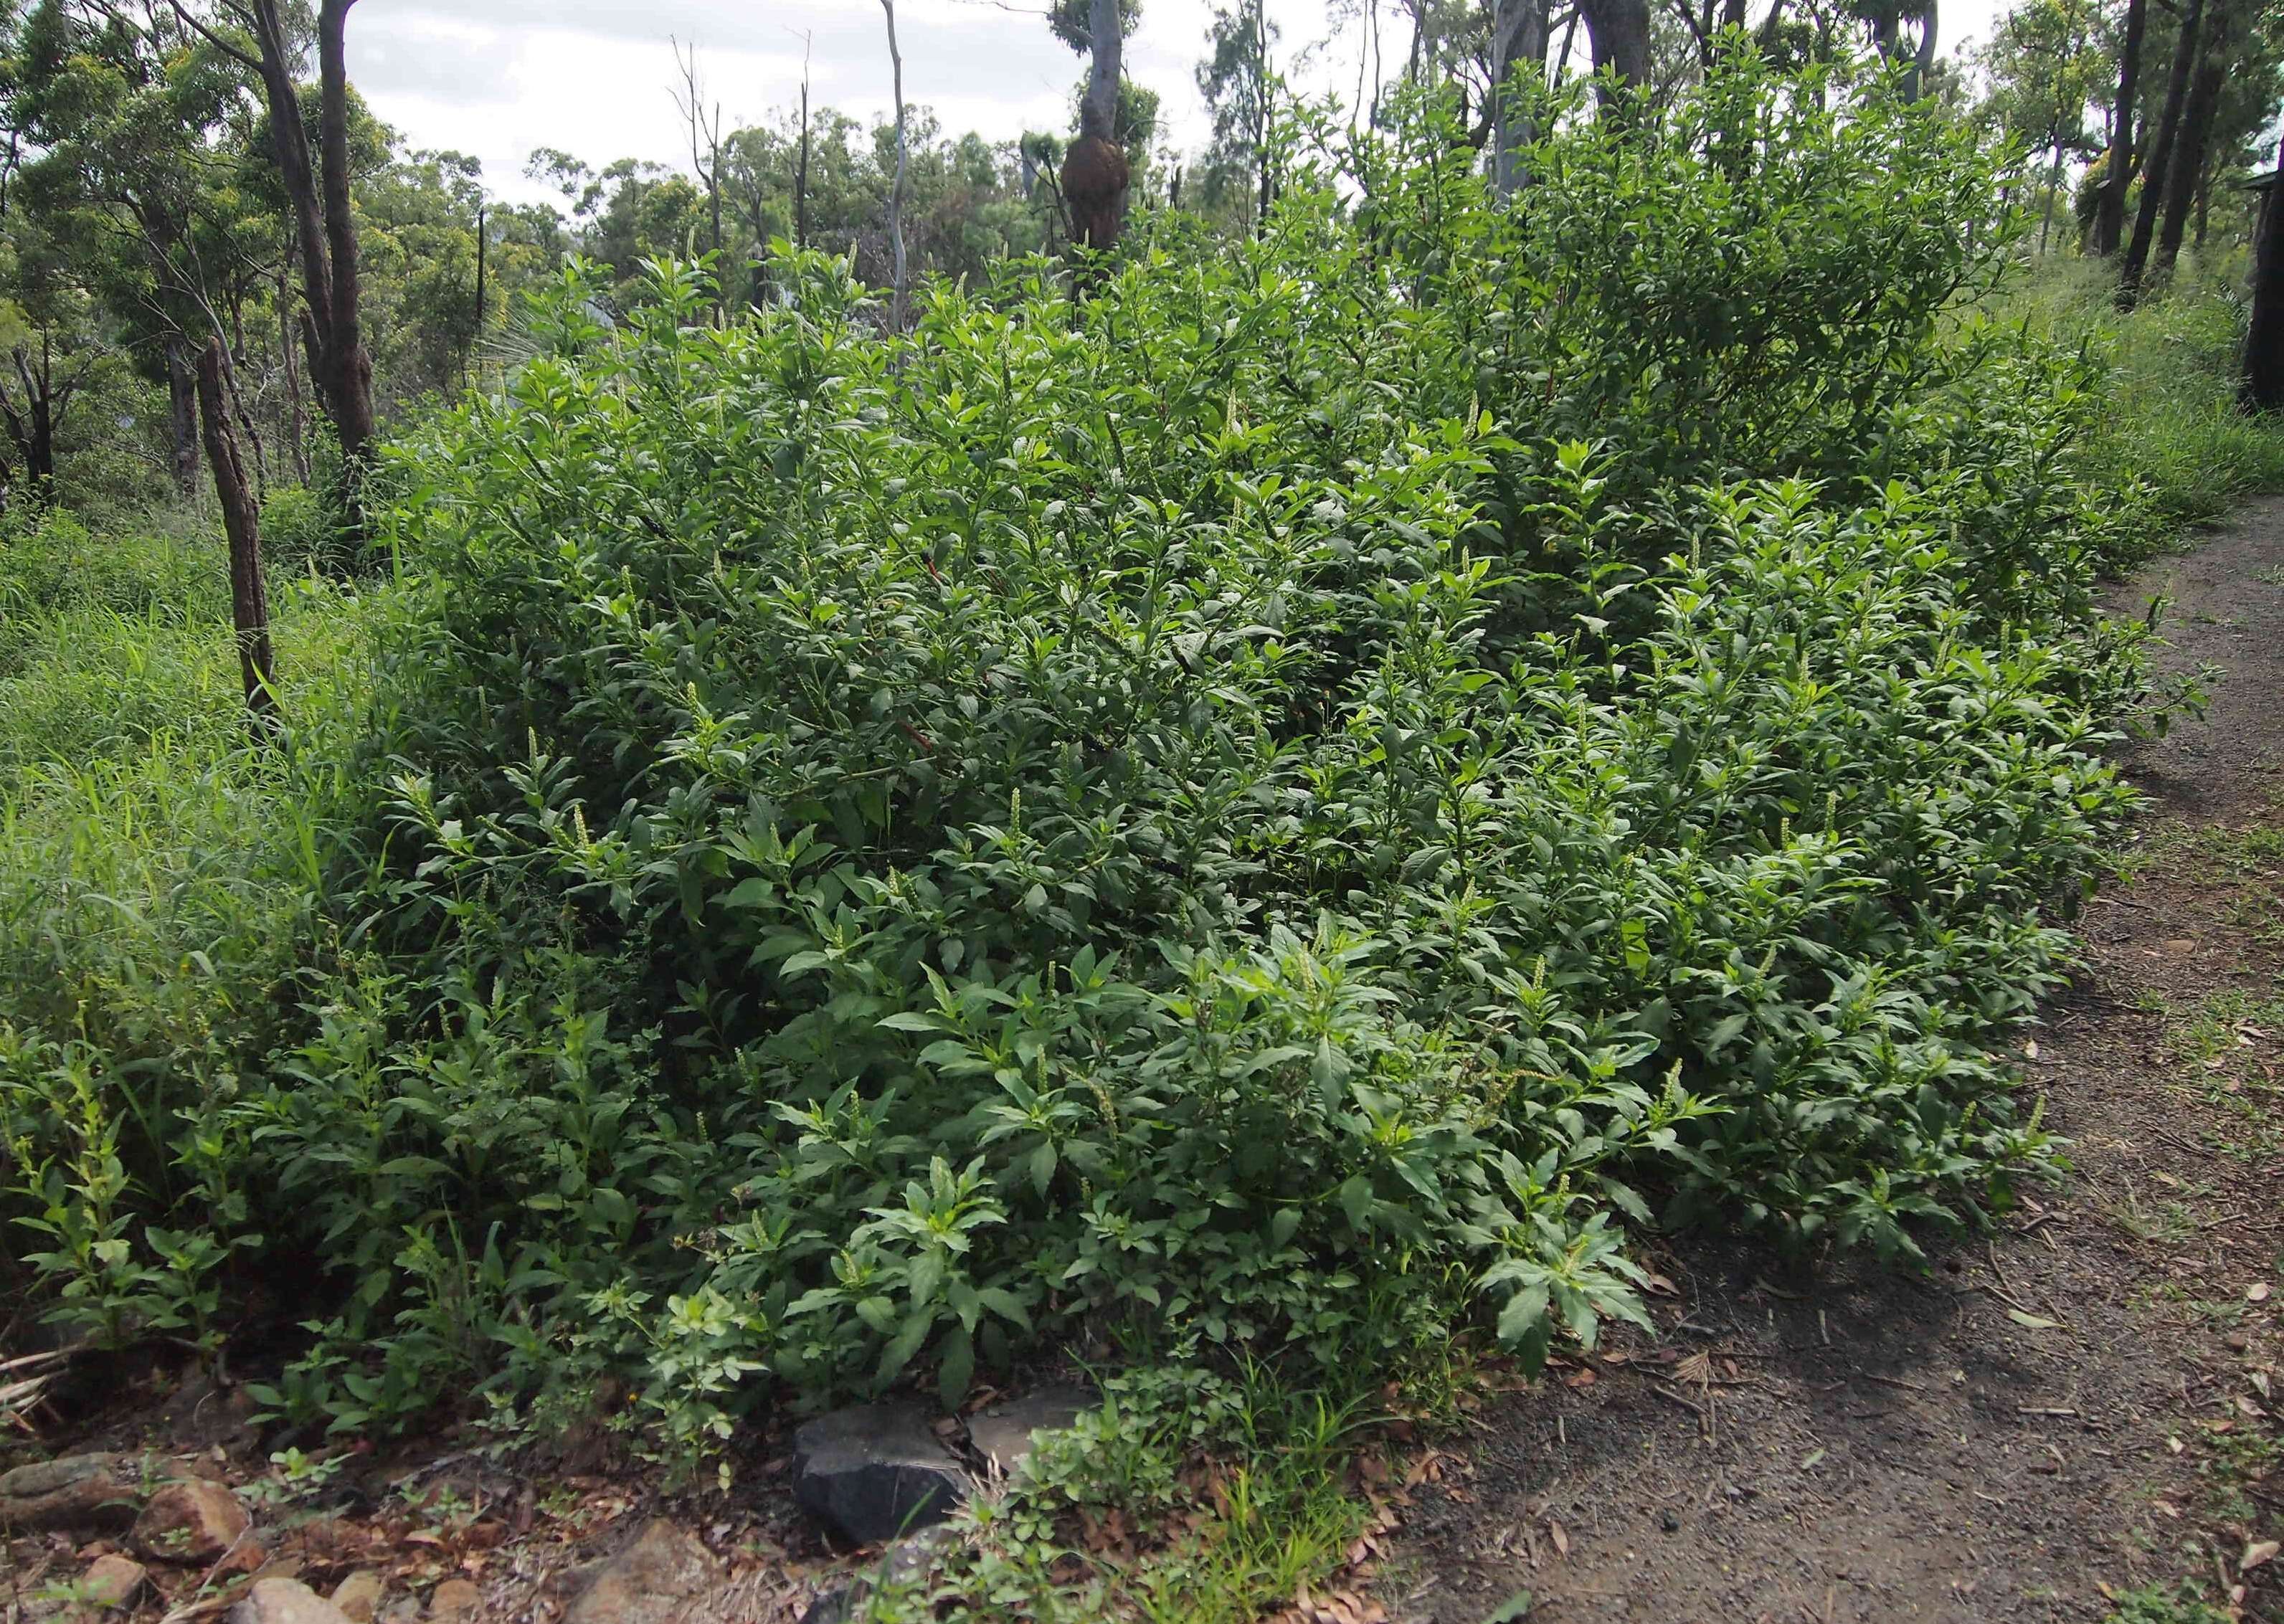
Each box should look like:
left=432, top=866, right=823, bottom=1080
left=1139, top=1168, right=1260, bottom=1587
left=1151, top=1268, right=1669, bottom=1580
left=2242, top=1540, right=2279, bottom=1573
left=2247, top=1283, right=2273, bottom=1304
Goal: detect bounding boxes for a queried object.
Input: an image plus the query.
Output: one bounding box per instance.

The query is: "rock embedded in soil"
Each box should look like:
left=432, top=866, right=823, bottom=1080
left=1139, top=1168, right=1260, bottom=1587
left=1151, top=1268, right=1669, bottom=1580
left=966, top=1385, right=1097, bottom=1480
left=425, top=1579, right=480, bottom=1620
left=329, top=1572, right=385, bottom=1623
left=82, top=1553, right=148, bottom=1608
left=799, top=1527, right=957, bottom=1624
left=229, top=1579, right=355, bottom=1624
left=792, top=1403, right=970, bottom=1546
left=131, top=1478, right=251, bottom=1564
left=562, top=1517, right=719, bottom=1624
left=0, top=1454, right=141, bottom=1534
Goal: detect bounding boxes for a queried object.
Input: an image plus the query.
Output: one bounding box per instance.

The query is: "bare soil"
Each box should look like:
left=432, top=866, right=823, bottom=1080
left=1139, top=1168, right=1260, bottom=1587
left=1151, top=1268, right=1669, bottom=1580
left=1384, top=501, right=2284, bottom=1624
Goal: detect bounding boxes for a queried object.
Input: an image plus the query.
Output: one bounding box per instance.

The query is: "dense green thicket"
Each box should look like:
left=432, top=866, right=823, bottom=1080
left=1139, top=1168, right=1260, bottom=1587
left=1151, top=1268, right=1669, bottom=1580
left=0, top=60, right=2185, bottom=1456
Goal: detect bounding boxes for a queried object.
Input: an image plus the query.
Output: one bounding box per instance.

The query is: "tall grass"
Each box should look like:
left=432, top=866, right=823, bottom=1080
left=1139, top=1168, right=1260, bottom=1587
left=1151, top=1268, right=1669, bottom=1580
left=0, top=508, right=380, bottom=1325
left=2005, top=258, right=2284, bottom=541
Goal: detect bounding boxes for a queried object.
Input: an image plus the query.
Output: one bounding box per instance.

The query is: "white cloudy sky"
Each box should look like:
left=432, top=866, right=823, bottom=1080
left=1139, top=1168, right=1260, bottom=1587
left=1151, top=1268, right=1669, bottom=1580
left=346, top=0, right=2008, bottom=208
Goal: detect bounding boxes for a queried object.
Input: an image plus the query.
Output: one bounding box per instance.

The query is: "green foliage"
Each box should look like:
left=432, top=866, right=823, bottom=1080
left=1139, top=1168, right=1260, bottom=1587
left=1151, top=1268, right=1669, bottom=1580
left=0, top=58, right=2174, bottom=1468
left=2100, top=1584, right=2233, bottom=1624
left=2004, top=260, right=2284, bottom=538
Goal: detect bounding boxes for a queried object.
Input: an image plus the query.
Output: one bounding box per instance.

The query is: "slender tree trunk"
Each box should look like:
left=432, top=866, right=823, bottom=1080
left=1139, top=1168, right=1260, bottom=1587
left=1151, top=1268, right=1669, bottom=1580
left=194, top=338, right=275, bottom=729
left=240, top=0, right=370, bottom=529
left=166, top=336, right=200, bottom=496
left=881, top=1, right=909, bottom=332
left=2040, top=141, right=2065, bottom=253
left=1492, top=0, right=1551, bottom=196
left=2243, top=158, right=2284, bottom=412
left=2093, top=0, right=2146, bottom=255
left=316, top=0, right=372, bottom=470
left=276, top=257, right=310, bottom=485
left=1254, top=0, right=1273, bottom=229
left=797, top=34, right=813, bottom=252
left=2153, top=0, right=2231, bottom=287
left=2118, top=0, right=2204, bottom=307
left=474, top=201, right=486, bottom=381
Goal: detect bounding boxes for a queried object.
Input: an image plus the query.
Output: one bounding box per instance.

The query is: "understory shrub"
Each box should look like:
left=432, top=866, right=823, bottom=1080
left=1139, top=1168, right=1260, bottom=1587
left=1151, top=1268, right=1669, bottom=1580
left=0, top=57, right=2159, bottom=1453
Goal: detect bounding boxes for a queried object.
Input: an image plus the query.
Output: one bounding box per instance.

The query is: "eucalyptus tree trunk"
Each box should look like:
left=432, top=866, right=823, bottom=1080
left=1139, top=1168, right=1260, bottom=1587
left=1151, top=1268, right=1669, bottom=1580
left=166, top=336, right=199, bottom=496
left=2152, top=0, right=2232, bottom=286
left=881, top=1, right=909, bottom=331
left=1579, top=0, right=1652, bottom=95
left=1061, top=0, right=1131, bottom=252
left=1904, top=0, right=1938, bottom=99
left=2118, top=0, right=2204, bottom=308
left=1492, top=0, right=1551, bottom=196
left=194, top=338, right=275, bottom=731
left=2242, top=156, right=2284, bottom=414
left=209, top=0, right=372, bottom=529
left=2091, top=0, right=2146, bottom=255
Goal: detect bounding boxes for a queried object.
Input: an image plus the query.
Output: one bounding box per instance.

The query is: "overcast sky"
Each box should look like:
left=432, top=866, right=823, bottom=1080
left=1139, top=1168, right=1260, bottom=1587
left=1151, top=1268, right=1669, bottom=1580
left=346, top=0, right=2009, bottom=209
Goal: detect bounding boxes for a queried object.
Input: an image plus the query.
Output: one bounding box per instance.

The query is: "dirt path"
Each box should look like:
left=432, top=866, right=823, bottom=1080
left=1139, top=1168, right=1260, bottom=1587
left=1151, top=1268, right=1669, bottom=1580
left=1388, top=502, right=2284, bottom=1624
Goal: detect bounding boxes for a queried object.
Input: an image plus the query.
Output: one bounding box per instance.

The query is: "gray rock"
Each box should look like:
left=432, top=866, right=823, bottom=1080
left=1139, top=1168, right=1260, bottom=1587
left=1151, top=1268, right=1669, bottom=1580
left=562, top=1518, right=719, bottom=1624
left=229, top=1579, right=355, bottom=1624
left=797, top=1527, right=956, bottom=1624
left=0, top=1453, right=141, bottom=1534
left=965, top=1385, right=1097, bottom=1480
left=797, top=1588, right=856, bottom=1624
left=792, top=1404, right=970, bottom=1546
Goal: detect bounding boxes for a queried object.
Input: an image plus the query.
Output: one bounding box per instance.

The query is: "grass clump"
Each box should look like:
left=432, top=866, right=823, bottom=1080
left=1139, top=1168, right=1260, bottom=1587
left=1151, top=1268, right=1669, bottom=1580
left=2006, top=260, right=2284, bottom=545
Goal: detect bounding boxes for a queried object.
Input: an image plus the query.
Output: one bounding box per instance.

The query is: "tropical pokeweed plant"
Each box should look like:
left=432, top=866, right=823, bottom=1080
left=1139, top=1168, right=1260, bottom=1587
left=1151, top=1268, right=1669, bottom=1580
left=0, top=50, right=2156, bottom=1454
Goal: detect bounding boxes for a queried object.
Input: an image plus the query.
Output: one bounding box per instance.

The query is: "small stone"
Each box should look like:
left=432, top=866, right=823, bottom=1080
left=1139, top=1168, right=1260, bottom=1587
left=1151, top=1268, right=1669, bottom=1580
left=82, top=1554, right=148, bottom=1608
left=1659, top=1509, right=1682, bottom=1533
left=564, top=1519, right=720, bottom=1624
left=229, top=1578, right=355, bottom=1624
left=426, top=1579, right=480, bottom=1620
left=331, top=1572, right=386, bottom=1624
left=966, top=1385, right=1097, bottom=1481
left=0, top=1454, right=141, bottom=1534
left=797, top=1588, right=854, bottom=1624
left=795, top=1528, right=954, bottom=1624
left=133, top=1479, right=251, bottom=1565
left=2227, top=1331, right=2252, bottom=1353
left=792, top=1404, right=970, bottom=1545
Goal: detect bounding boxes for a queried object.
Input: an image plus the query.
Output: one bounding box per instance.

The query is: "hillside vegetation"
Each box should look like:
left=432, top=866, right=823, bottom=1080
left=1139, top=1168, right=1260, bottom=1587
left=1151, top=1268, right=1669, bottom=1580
left=0, top=60, right=2202, bottom=1457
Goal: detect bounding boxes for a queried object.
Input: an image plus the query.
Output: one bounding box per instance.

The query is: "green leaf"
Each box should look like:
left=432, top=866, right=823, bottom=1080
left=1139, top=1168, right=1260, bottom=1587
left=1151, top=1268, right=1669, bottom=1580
left=1482, top=1592, right=1535, bottom=1623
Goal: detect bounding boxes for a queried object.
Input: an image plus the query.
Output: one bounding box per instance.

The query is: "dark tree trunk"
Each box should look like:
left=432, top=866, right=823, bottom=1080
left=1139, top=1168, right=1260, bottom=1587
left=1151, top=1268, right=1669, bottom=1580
left=194, top=338, right=275, bottom=730
left=2243, top=161, right=2284, bottom=412
left=2152, top=0, right=2230, bottom=287
left=166, top=336, right=200, bottom=496
left=2092, top=0, right=2145, bottom=255
left=1902, top=0, right=1939, bottom=99
left=241, top=0, right=370, bottom=527
left=277, top=257, right=311, bottom=485
left=1580, top=0, right=1653, bottom=94
left=316, top=1, right=372, bottom=469
left=2118, top=0, right=2204, bottom=308
left=1492, top=0, right=1551, bottom=196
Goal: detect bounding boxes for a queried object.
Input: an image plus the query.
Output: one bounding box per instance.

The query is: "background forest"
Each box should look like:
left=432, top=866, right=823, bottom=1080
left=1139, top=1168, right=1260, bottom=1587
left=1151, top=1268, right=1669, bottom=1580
left=0, top=0, right=2281, bottom=1620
